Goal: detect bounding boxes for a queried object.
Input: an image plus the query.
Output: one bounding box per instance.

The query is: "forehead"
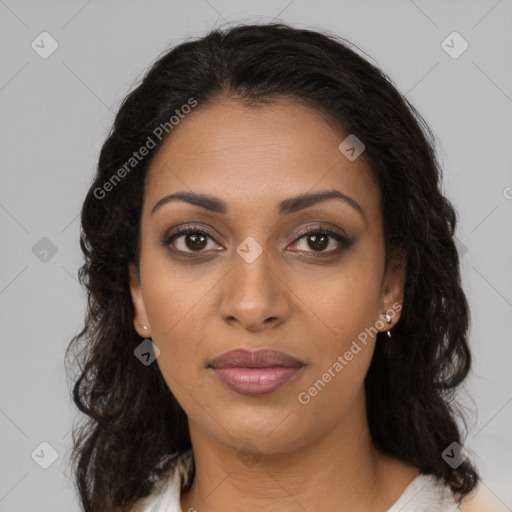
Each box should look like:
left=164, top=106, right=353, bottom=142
left=143, top=98, right=380, bottom=218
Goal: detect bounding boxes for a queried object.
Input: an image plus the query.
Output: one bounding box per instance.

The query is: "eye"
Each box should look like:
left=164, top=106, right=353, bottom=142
left=162, top=225, right=352, bottom=258
left=163, top=226, right=222, bottom=255
left=288, top=227, right=352, bottom=256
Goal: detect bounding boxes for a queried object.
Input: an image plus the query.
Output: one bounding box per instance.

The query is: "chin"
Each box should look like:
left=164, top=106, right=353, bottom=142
left=210, top=406, right=309, bottom=453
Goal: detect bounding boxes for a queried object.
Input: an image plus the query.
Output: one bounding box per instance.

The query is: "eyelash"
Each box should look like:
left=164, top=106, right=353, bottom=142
left=162, top=225, right=353, bottom=259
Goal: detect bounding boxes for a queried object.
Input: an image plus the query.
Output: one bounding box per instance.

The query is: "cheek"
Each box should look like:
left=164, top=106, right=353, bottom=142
left=300, top=258, right=383, bottom=339
left=140, top=250, right=216, bottom=343
left=153, top=331, right=208, bottom=419
left=295, top=253, right=383, bottom=400
left=300, top=349, right=374, bottom=411
left=295, top=321, right=377, bottom=430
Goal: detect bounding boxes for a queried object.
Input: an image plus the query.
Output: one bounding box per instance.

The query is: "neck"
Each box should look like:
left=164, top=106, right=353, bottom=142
left=179, top=390, right=419, bottom=512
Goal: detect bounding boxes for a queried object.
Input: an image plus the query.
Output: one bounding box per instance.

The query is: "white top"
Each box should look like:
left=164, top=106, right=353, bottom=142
left=131, top=450, right=462, bottom=512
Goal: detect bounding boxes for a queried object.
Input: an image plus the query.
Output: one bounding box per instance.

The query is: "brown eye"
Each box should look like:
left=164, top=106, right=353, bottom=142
left=289, top=227, right=352, bottom=255
left=305, top=233, right=329, bottom=251
left=162, top=225, right=352, bottom=258
left=183, top=232, right=208, bottom=251
left=163, top=228, right=221, bottom=254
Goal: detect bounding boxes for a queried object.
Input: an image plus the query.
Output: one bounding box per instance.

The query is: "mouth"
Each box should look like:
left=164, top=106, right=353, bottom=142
left=208, top=348, right=304, bottom=369
left=208, top=349, right=305, bottom=397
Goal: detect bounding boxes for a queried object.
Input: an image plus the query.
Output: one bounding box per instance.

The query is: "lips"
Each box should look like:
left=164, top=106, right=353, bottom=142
left=209, top=348, right=304, bottom=369
left=208, top=349, right=305, bottom=397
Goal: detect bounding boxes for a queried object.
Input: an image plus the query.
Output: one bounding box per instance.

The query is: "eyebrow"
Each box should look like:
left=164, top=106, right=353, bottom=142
left=151, top=189, right=367, bottom=224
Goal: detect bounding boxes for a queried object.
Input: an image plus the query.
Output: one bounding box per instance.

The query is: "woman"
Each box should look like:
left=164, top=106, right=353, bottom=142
left=67, top=22, right=482, bottom=511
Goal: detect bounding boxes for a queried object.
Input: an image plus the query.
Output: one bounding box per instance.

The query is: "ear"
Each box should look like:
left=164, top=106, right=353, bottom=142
left=129, top=263, right=151, bottom=338
left=377, top=247, right=406, bottom=332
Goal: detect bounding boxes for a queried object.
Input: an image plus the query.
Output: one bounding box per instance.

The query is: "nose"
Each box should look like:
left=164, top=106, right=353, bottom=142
left=218, top=245, right=291, bottom=332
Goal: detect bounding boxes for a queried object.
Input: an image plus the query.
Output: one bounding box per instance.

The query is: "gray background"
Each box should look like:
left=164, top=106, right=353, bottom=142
left=1, top=0, right=511, bottom=510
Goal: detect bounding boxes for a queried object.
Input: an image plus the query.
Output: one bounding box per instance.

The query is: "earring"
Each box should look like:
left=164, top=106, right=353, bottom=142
left=384, top=313, right=392, bottom=338
left=140, top=324, right=148, bottom=330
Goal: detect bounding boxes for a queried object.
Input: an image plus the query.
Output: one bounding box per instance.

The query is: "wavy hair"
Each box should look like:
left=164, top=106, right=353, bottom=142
left=65, top=22, right=479, bottom=511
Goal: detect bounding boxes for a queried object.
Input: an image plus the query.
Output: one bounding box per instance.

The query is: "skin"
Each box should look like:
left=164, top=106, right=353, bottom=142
left=129, top=97, right=421, bottom=512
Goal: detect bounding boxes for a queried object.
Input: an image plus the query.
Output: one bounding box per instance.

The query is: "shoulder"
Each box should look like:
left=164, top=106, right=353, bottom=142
left=129, top=450, right=194, bottom=512
left=459, top=482, right=510, bottom=512
left=387, top=474, right=464, bottom=512
left=389, top=473, right=507, bottom=512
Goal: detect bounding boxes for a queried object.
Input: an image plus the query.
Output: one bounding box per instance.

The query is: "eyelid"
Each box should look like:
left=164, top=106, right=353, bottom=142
left=293, top=223, right=349, bottom=241
left=162, top=223, right=352, bottom=256
left=288, top=225, right=353, bottom=256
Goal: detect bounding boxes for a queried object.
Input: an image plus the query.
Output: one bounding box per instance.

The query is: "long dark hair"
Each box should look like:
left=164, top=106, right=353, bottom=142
left=66, top=22, right=479, bottom=511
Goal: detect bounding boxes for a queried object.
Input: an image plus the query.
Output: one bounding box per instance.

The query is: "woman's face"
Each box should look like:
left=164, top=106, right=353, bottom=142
left=129, top=97, right=404, bottom=455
